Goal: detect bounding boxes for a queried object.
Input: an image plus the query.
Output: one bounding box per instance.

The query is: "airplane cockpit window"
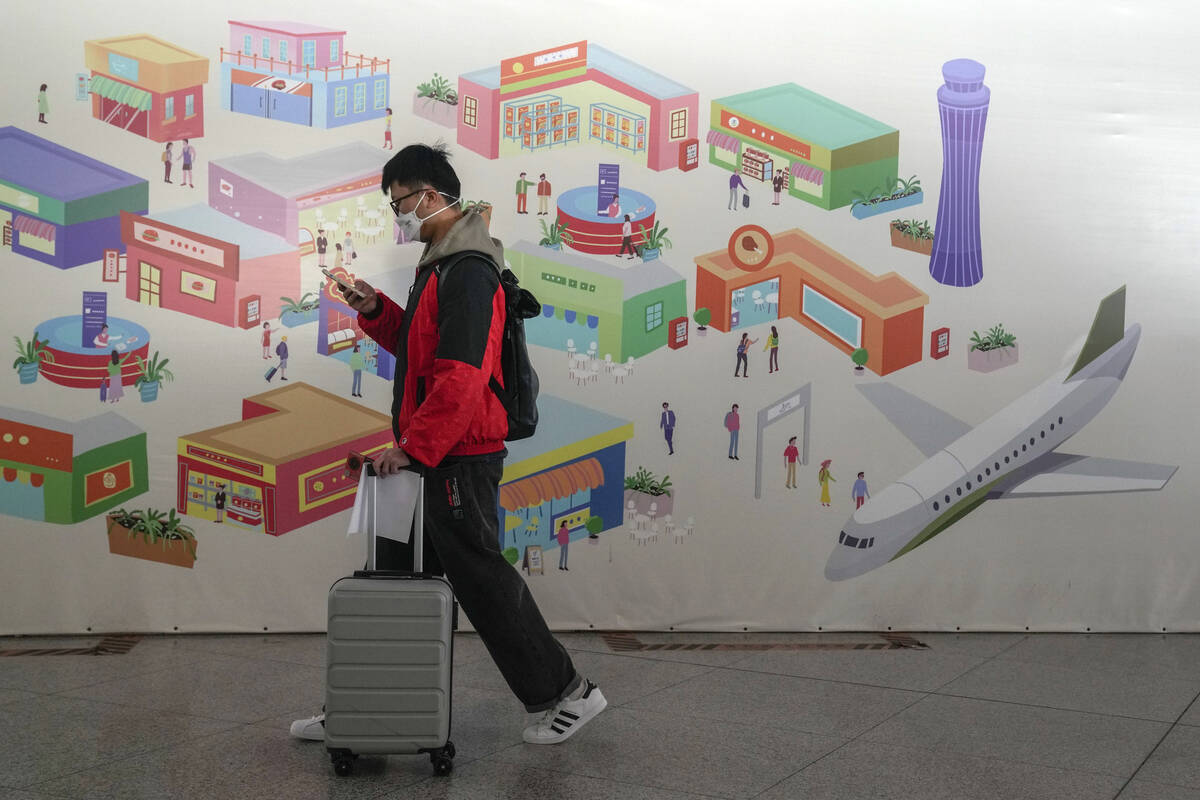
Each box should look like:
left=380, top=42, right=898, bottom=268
left=840, top=532, right=860, bottom=548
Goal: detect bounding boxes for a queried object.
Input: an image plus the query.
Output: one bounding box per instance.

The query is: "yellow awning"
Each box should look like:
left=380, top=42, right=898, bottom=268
left=499, top=457, right=604, bottom=510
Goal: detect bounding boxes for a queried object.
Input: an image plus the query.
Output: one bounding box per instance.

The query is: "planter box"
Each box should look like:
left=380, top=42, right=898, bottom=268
left=412, top=92, right=458, bottom=128
left=967, top=344, right=1019, bottom=373
left=624, top=489, right=674, bottom=518
left=138, top=381, right=159, bottom=402
left=890, top=226, right=934, bottom=255
left=281, top=308, right=319, bottom=328
left=852, top=190, right=924, bottom=220
left=106, top=516, right=197, bottom=568
left=17, top=362, right=39, bottom=384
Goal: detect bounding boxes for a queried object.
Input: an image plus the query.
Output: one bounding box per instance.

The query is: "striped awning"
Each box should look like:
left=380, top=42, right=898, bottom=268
left=89, top=74, right=153, bottom=111
left=790, top=162, right=825, bottom=186
left=499, top=457, right=605, bottom=511
left=12, top=215, right=55, bottom=242
left=705, top=129, right=741, bottom=152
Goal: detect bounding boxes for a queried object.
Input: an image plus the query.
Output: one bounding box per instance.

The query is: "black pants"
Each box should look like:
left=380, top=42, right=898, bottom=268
left=376, top=457, right=580, bottom=712
left=735, top=352, right=748, bottom=376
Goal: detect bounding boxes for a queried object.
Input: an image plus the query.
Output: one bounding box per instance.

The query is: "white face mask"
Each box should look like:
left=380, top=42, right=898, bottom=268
left=395, top=190, right=456, bottom=242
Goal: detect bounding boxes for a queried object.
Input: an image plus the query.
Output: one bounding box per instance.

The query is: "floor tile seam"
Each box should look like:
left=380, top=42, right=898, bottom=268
left=1113, top=686, right=1200, bottom=798
left=928, top=688, right=1188, bottom=726
left=475, top=753, right=736, bottom=799
left=713, top=661, right=950, bottom=696
left=604, top=664, right=721, bottom=708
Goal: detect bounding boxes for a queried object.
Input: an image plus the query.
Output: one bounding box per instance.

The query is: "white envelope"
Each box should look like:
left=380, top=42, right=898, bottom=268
left=346, top=469, right=420, bottom=544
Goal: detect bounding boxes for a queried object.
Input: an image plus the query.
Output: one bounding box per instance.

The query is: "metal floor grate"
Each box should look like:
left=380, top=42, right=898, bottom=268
left=0, top=635, right=143, bottom=657
left=600, top=632, right=928, bottom=652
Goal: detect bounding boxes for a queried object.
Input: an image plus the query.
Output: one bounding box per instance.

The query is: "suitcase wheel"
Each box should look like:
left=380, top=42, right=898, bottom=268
left=431, top=741, right=455, bottom=776
left=331, top=753, right=357, bottom=777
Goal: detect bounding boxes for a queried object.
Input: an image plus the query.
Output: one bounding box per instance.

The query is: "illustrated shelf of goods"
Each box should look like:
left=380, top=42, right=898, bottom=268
left=741, top=148, right=771, bottom=182
left=588, top=103, right=646, bottom=153
left=503, top=93, right=580, bottom=150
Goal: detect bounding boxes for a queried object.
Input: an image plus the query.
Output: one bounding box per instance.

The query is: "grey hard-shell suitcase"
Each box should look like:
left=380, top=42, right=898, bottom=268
left=326, top=462, right=457, bottom=777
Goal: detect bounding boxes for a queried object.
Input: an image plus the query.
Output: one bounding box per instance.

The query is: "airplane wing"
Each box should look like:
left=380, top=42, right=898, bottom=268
left=856, top=383, right=972, bottom=458
left=991, top=452, right=1178, bottom=497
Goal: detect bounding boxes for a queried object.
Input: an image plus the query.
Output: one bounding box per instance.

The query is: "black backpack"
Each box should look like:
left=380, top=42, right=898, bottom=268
left=438, top=251, right=541, bottom=440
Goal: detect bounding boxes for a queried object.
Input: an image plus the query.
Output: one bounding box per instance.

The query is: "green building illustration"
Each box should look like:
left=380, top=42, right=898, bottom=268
left=505, top=241, right=687, bottom=362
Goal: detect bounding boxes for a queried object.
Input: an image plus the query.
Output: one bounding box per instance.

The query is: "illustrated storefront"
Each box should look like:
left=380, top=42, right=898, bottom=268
left=121, top=206, right=298, bottom=329
left=177, top=383, right=392, bottom=534
left=694, top=227, right=928, bottom=376
left=498, top=395, right=632, bottom=556
left=316, top=265, right=411, bottom=379
left=220, top=20, right=390, bottom=129
left=458, top=41, right=698, bottom=172
left=505, top=240, right=687, bottom=361
left=83, top=34, right=209, bottom=141
left=710, top=83, right=899, bottom=210
left=0, top=406, right=147, bottom=524
left=207, top=141, right=389, bottom=252
left=0, top=127, right=148, bottom=269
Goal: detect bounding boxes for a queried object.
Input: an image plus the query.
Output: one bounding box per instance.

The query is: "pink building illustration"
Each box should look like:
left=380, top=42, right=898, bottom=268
left=457, top=41, right=699, bottom=171
left=83, top=34, right=210, bottom=141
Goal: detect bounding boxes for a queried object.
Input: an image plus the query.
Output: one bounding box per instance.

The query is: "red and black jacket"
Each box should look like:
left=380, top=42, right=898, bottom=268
left=357, top=251, right=508, bottom=468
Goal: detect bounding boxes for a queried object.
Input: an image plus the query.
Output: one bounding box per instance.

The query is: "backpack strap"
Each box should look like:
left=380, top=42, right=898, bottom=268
left=433, top=251, right=512, bottom=408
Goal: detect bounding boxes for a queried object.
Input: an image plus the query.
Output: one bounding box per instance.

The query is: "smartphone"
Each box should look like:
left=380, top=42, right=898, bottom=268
left=321, top=268, right=366, bottom=297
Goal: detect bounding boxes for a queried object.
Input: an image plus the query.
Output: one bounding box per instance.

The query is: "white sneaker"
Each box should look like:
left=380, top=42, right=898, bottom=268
left=289, top=713, right=325, bottom=741
left=522, top=679, right=607, bottom=744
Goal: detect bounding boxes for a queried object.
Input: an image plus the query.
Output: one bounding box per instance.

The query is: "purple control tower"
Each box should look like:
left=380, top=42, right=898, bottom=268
left=929, top=59, right=990, bottom=287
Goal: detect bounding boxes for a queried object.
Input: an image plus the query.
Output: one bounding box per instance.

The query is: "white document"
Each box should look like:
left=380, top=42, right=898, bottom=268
left=346, top=469, right=420, bottom=544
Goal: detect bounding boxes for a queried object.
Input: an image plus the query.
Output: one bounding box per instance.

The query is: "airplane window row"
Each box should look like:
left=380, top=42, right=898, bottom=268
left=839, top=531, right=875, bottom=549
left=931, top=416, right=1066, bottom=512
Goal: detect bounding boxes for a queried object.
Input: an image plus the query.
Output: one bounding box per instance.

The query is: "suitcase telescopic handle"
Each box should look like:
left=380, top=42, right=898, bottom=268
left=361, top=460, right=425, bottom=573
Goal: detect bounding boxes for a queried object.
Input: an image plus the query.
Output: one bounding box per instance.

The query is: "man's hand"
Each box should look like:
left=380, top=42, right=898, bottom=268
left=374, top=446, right=411, bottom=477
left=343, top=279, right=379, bottom=315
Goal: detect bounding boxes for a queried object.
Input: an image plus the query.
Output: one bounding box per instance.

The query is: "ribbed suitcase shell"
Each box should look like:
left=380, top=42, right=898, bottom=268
left=325, top=573, right=455, bottom=754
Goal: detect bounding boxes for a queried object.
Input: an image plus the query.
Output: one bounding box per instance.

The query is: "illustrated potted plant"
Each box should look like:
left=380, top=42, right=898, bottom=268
left=693, top=308, right=711, bottom=336
left=412, top=72, right=458, bottom=128
left=106, top=506, right=198, bottom=568
left=967, top=324, right=1019, bottom=373
left=133, top=351, right=175, bottom=402
left=538, top=218, right=574, bottom=251
left=623, top=466, right=674, bottom=518
left=586, top=514, right=604, bottom=541
left=851, top=175, right=924, bottom=219
left=889, top=218, right=935, bottom=255
left=851, top=348, right=870, bottom=374
left=279, top=292, right=320, bottom=327
left=12, top=331, right=54, bottom=384
left=636, top=220, right=672, bottom=261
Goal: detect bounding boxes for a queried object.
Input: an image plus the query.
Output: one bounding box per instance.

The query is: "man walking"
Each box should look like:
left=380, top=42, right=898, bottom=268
left=851, top=472, right=870, bottom=509
left=660, top=402, right=676, bottom=455
left=349, top=342, right=364, bottom=397
left=617, top=214, right=636, bottom=259
left=176, top=139, right=196, bottom=188
left=275, top=336, right=289, bottom=380
left=724, top=404, right=741, bottom=460
left=291, top=143, right=606, bottom=747
left=515, top=171, right=534, bottom=214
left=316, top=228, right=328, bottom=268
left=537, top=173, right=552, bottom=215
left=162, top=142, right=173, bottom=183
left=784, top=437, right=800, bottom=488
left=729, top=171, right=747, bottom=210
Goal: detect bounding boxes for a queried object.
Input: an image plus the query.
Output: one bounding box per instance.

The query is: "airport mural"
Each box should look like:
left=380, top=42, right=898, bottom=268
left=0, top=6, right=1193, bottom=633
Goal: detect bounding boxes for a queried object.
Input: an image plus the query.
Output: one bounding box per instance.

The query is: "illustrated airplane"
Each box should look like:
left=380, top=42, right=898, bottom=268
left=825, top=286, right=1177, bottom=581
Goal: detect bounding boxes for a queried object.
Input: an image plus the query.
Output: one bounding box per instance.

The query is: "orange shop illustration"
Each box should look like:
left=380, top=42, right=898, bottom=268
left=694, top=226, right=928, bottom=375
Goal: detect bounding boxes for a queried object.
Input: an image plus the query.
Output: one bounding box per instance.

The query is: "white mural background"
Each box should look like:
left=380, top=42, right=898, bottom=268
left=1, top=0, right=1198, bottom=634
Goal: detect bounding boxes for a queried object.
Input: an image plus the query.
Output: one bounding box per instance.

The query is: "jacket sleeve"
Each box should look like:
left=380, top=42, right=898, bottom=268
left=400, top=258, right=503, bottom=467
left=356, top=290, right=405, bottom=356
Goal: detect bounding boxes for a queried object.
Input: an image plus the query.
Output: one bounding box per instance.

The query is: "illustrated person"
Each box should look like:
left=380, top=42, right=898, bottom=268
left=818, top=459, right=836, bottom=507
left=557, top=520, right=570, bottom=570
left=333, top=242, right=343, bottom=269
left=162, top=142, right=173, bottom=183
left=290, top=142, right=606, bottom=746
left=275, top=336, right=289, bottom=380
left=729, top=171, right=747, bottom=210
left=851, top=471, right=870, bottom=509
left=724, top=403, right=741, bottom=460
left=343, top=230, right=357, bottom=261
left=772, top=169, right=785, bottom=204
left=536, top=173, right=552, bottom=215
left=617, top=214, right=636, bottom=259
left=316, top=228, right=327, bottom=267
left=784, top=436, right=800, bottom=488
left=734, top=332, right=757, bottom=377
left=660, top=401, right=676, bottom=455
left=764, top=325, right=780, bottom=373
left=37, top=84, right=48, bottom=124
left=349, top=342, right=364, bottom=397
left=214, top=484, right=227, bottom=523
left=92, top=324, right=110, bottom=348
left=106, top=350, right=131, bottom=403
left=176, top=139, right=196, bottom=188
left=261, top=322, right=272, bottom=359
left=515, top=171, right=534, bottom=214
left=383, top=107, right=393, bottom=149
left=604, top=193, right=645, bottom=219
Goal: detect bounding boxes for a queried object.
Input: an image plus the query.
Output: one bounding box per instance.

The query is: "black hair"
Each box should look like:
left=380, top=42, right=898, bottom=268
left=789, top=436, right=797, bottom=443
left=110, top=350, right=120, bottom=364
left=39, top=83, right=47, bottom=91
left=662, top=402, right=668, bottom=407
left=380, top=142, right=461, bottom=199
left=857, top=471, right=865, bottom=477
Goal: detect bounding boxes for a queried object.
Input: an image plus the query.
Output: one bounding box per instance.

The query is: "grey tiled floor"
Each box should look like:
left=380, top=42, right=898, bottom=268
left=0, top=631, right=1197, bottom=799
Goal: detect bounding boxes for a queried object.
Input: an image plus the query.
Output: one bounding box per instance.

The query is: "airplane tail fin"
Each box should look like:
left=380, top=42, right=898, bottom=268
left=1066, top=286, right=1126, bottom=380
